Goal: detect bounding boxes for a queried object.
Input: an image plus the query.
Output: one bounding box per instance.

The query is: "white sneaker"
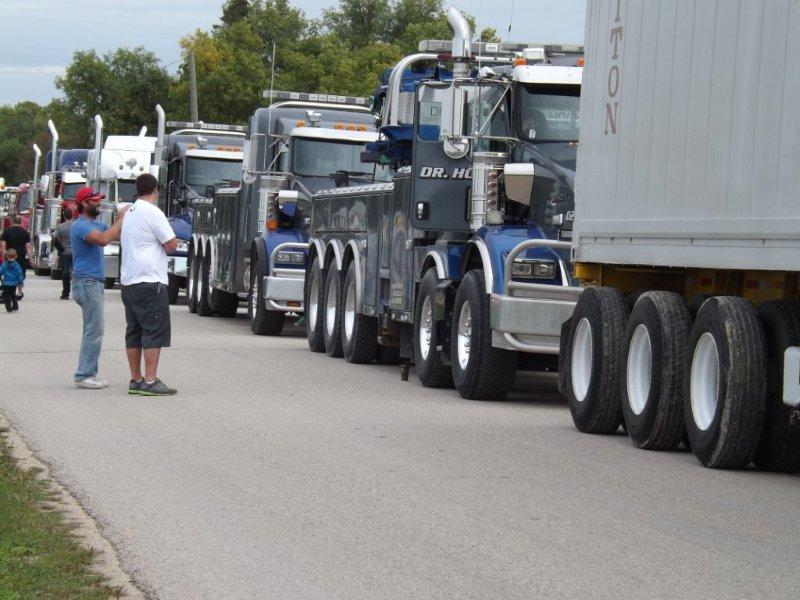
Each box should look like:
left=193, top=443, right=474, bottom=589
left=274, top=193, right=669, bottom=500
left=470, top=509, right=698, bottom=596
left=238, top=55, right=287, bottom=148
left=74, top=376, right=108, bottom=389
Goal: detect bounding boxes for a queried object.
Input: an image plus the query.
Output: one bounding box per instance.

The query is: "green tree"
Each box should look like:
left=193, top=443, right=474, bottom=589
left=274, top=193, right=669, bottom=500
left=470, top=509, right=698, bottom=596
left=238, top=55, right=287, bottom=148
left=55, top=47, right=172, bottom=139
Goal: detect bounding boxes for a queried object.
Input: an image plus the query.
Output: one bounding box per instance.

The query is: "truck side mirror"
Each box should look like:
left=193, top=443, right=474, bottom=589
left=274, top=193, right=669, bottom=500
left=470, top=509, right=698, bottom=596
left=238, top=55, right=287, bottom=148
left=204, top=185, right=215, bottom=198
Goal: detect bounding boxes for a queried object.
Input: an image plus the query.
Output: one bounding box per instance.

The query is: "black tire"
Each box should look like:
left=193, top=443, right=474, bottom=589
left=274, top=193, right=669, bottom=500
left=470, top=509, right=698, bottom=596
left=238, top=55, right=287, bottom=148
left=413, top=269, right=453, bottom=388
left=754, top=301, right=800, bottom=472
left=621, top=291, right=690, bottom=450
left=216, top=291, right=239, bottom=318
left=341, top=261, right=378, bottom=363
left=684, top=296, right=766, bottom=469
left=167, top=273, right=180, bottom=305
left=249, top=263, right=284, bottom=334
left=197, top=249, right=214, bottom=317
left=564, top=287, right=626, bottom=434
left=104, top=277, right=115, bottom=290
left=451, top=269, right=518, bottom=400
left=187, top=246, right=199, bottom=314
left=323, top=263, right=343, bottom=357
left=304, top=255, right=325, bottom=352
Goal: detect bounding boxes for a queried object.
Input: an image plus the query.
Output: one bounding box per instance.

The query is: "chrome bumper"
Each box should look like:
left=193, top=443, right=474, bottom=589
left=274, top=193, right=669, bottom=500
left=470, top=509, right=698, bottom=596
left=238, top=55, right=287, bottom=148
left=263, top=242, right=309, bottom=312
left=168, top=256, right=188, bottom=279
left=490, top=238, right=581, bottom=354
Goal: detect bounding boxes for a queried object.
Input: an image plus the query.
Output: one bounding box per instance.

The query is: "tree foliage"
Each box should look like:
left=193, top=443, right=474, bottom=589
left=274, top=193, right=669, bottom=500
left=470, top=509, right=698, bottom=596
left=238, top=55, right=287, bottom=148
left=0, top=0, right=489, bottom=182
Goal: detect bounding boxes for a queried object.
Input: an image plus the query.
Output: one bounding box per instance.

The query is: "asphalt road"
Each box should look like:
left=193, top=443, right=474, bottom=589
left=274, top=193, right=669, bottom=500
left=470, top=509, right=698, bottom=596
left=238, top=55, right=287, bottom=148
left=1, top=276, right=798, bottom=600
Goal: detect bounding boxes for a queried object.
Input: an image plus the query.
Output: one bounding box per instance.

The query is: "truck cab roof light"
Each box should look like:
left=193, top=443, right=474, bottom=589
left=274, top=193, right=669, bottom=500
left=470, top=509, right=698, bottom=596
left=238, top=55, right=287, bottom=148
left=335, top=123, right=345, bottom=130
left=295, top=119, right=307, bottom=127
left=262, top=90, right=371, bottom=106
left=576, top=57, right=585, bottom=67
left=419, top=39, right=584, bottom=57
left=165, top=120, right=247, bottom=133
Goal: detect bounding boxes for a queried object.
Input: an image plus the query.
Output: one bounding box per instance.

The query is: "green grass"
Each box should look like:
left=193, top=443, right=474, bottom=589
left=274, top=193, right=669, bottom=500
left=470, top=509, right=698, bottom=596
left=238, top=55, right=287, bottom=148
left=0, top=429, right=120, bottom=599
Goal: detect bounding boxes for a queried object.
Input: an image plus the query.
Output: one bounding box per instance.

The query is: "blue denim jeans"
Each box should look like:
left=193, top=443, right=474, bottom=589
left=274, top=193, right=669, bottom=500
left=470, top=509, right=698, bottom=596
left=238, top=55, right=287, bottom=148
left=72, top=278, right=105, bottom=380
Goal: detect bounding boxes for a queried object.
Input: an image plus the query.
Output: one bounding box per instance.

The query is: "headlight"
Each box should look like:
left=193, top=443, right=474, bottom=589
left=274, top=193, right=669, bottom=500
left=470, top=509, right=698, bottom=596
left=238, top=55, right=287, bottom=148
left=176, top=241, right=189, bottom=253
left=275, top=251, right=306, bottom=265
left=512, top=260, right=556, bottom=279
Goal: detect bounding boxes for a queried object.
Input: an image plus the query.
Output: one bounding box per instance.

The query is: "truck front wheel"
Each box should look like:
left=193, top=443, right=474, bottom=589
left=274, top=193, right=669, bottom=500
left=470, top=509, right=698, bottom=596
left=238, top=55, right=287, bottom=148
left=323, top=263, right=344, bottom=357
left=621, top=291, right=689, bottom=450
left=341, top=261, right=378, bottom=363
left=249, top=265, right=284, bottom=335
left=564, top=287, right=626, bottom=434
left=451, top=269, right=517, bottom=400
left=413, top=269, right=453, bottom=388
left=305, top=256, right=325, bottom=352
left=684, top=296, right=766, bottom=468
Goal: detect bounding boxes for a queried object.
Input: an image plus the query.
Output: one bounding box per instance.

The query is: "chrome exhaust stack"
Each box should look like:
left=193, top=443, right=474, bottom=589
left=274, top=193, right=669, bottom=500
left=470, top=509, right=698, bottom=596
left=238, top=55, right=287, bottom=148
left=446, top=5, right=472, bottom=78
left=93, top=115, right=104, bottom=181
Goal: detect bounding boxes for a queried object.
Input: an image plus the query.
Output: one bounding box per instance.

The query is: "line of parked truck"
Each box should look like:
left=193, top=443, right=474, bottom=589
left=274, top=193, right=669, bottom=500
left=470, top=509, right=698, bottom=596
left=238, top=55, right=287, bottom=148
left=7, top=0, right=799, bottom=473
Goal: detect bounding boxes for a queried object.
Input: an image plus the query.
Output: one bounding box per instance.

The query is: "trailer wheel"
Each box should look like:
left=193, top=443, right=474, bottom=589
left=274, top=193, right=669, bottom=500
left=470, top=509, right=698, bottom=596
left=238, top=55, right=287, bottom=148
left=197, top=249, right=215, bottom=317
left=341, top=261, right=377, bottom=363
left=754, top=301, right=800, bottom=472
left=104, top=277, right=115, bottom=290
left=564, top=287, right=626, bottom=434
left=684, top=296, right=766, bottom=468
left=621, top=292, right=689, bottom=449
left=249, top=265, right=284, bottom=334
left=413, top=269, right=453, bottom=388
left=167, top=273, right=180, bottom=305
left=323, top=263, right=344, bottom=357
left=187, top=247, right=199, bottom=314
left=450, top=269, right=518, bottom=400
left=305, top=256, right=325, bottom=352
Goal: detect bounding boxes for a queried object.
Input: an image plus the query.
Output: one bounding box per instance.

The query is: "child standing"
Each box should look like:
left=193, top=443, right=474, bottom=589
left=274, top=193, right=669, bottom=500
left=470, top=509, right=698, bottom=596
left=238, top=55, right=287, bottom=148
left=0, top=249, right=24, bottom=312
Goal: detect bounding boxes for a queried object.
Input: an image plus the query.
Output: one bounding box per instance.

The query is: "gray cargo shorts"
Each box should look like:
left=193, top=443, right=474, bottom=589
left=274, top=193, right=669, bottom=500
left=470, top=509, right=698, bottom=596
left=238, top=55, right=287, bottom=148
left=121, top=282, right=171, bottom=349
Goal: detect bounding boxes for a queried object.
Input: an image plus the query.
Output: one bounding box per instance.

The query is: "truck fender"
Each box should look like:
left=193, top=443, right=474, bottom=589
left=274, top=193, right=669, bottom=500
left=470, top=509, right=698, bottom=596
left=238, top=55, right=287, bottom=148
left=324, top=239, right=345, bottom=272
left=344, top=239, right=364, bottom=311
left=420, top=249, right=447, bottom=281
left=462, top=239, right=494, bottom=294
left=252, top=237, right=268, bottom=277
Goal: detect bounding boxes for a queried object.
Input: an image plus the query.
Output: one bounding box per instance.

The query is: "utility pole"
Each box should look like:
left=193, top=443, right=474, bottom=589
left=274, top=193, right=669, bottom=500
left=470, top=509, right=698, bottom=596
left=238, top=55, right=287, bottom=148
left=188, top=51, right=199, bottom=122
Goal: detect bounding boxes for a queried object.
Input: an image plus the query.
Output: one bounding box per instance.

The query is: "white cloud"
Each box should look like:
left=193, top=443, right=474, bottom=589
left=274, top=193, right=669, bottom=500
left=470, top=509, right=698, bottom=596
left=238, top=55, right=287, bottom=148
left=0, top=66, right=65, bottom=76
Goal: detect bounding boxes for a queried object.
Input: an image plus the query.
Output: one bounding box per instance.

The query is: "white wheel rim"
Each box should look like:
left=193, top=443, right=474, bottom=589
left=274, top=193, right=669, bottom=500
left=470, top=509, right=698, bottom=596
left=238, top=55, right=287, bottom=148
left=456, top=301, right=472, bottom=370
left=250, top=275, right=258, bottom=315
left=187, top=260, right=194, bottom=298
left=690, top=332, right=719, bottom=431
left=325, top=274, right=337, bottom=336
left=418, top=296, right=433, bottom=361
left=626, top=324, right=652, bottom=416
left=207, top=258, right=213, bottom=299
left=308, top=273, right=319, bottom=332
left=571, top=318, right=593, bottom=402
left=197, top=259, right=204, bottom=303
left=344, top=278, right=356, bottom=341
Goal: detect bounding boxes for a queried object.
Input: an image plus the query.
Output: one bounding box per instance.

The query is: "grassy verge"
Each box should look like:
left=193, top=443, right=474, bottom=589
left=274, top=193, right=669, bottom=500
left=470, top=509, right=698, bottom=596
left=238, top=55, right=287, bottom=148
left=0, top=428, right=120, bottom=599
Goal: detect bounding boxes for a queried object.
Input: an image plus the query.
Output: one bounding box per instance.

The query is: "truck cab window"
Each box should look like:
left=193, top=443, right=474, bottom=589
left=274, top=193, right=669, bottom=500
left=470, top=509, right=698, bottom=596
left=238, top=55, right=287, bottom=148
left=185, top=158, right=242, bottom=194
left=292, top=138, right=389, bottom=182
left=518, top=84, right=580, bottom=142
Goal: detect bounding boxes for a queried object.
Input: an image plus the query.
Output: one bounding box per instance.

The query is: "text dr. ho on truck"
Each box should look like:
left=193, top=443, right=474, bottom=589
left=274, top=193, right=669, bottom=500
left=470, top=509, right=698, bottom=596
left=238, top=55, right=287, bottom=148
left=304, top=6, right=583, bottom=399
left=560, top=0, right=800, bottom=471
left=186, top=91, right=383, bottom=330
left=86, top=114, right=158, bottom=288
left=153, top=105, right=246, bottom=304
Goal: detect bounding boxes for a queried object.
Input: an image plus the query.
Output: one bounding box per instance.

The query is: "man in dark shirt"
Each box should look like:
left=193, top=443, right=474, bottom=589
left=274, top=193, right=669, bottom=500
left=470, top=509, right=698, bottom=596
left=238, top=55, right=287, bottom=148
left=53, top=207, right=75, bottom=299
left=0, top=214, right=33, bottom=298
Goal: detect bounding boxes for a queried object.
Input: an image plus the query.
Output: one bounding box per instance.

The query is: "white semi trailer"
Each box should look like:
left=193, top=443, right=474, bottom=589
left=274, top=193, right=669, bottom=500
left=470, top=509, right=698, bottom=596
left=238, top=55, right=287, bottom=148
left=561, top=0, right=800, bottom=471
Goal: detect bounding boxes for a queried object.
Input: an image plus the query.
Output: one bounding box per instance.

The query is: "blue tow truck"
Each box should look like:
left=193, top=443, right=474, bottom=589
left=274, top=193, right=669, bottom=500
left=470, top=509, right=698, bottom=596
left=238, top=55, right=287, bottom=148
left=304, top=7, right=584, bottom=400
left=154, top=106, right=246, bottom=303
left=187, top=91, right=386, bottom=334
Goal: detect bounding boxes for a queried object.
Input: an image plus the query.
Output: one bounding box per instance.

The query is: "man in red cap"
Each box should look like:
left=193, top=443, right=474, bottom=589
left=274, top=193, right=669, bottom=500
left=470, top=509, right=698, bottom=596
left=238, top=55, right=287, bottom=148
left=69, top=187, right=126, bottom=389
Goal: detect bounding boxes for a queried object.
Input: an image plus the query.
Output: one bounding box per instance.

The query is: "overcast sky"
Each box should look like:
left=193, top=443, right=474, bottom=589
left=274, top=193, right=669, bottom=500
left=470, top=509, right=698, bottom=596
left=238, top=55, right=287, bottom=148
left=0, top=0, right=587, bottom=106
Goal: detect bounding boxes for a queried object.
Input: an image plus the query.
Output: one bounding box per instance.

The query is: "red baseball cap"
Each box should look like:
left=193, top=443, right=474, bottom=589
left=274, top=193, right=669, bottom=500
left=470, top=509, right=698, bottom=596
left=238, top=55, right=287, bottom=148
left=75, top=187, right=105, bottom=204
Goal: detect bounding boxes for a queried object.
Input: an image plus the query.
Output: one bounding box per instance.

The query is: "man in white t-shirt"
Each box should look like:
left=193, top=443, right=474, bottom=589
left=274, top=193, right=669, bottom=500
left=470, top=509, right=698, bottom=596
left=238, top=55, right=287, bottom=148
left=120, top=173, right=179, bottom=396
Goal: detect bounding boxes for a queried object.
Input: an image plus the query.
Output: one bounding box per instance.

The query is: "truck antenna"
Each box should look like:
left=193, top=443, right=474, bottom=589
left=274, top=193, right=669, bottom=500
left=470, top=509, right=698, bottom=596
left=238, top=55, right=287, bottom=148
left=507, top=0, right=515, bottom=42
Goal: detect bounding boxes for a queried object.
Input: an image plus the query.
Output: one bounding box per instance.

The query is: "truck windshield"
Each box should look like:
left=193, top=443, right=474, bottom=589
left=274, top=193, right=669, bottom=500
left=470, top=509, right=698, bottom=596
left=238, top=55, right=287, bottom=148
left=62, top=183, right=83, bottom=199
left=518, top=84, right=580, bottom=142
left=292, top=138, right=392, bottom=182
left=185, top=157, right=242, bottom=193
left=116, top=181, right=138, bottom=203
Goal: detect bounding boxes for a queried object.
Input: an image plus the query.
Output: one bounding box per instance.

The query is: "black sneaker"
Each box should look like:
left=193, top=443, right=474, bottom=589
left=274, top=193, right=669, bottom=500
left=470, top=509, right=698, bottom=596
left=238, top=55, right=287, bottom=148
left=138, top=379, right=177, bottom=396
left=128, top=378, right=145, bottom=395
